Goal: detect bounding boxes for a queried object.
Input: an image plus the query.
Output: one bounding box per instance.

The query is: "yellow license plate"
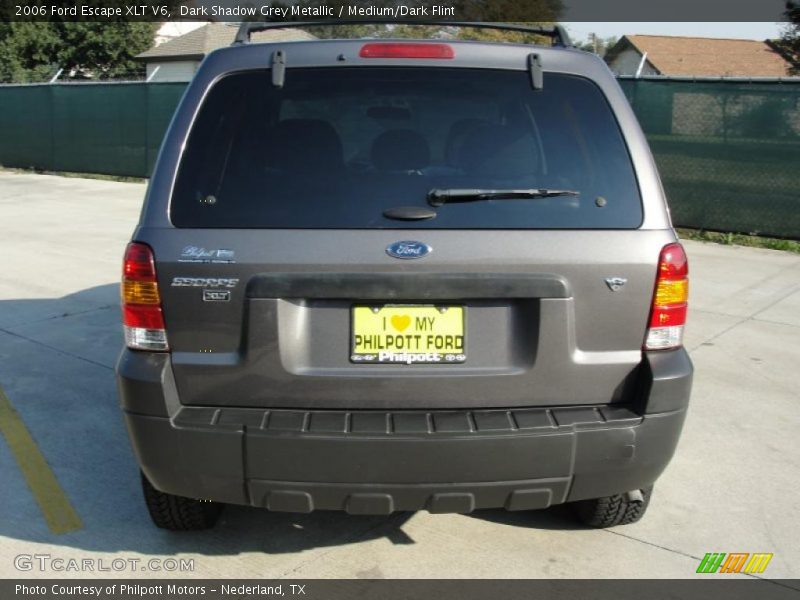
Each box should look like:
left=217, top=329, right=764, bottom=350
left=351, top=305, right=465, bottom=364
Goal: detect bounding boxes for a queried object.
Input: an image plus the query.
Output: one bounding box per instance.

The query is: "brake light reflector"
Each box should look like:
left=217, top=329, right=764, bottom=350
left=645, top=243, right=689, bottom=350
left=359, top=43, right=455, bottom=59
left=122, top=242, right=168, bottom=351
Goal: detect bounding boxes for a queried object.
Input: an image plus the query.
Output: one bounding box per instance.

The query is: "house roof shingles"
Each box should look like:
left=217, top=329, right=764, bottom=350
left=137, top=23, right=316, bottom=61
left=619, top=34, right=794, bottom=78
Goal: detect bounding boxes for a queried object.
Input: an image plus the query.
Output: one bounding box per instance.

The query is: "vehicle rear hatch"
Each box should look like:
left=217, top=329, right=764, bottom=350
left=140, top=49, right=673, bottom=410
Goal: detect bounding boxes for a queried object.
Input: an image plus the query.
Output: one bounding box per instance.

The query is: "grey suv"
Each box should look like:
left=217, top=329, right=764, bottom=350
left=116, top=22, right=692, bottom=530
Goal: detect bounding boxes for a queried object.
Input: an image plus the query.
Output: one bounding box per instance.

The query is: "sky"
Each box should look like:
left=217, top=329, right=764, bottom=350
left=562, top=22, right=786, bottom=44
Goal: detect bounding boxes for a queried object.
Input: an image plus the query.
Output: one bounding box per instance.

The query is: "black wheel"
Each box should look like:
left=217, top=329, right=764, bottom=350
left=140, top=472, right=223, bottom=530
left=571, top=486, right=653, bottom=528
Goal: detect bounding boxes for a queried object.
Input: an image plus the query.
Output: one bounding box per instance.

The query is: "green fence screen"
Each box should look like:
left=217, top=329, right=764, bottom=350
left=0, top=78, right=799, bottom=238
left=618, top=78, right=800, bottom=240
left=0, top=82, right=186, bottom=178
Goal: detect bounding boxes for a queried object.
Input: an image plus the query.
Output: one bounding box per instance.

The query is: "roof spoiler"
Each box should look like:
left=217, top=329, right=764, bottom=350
left=233, top=20, right=573, bottom=48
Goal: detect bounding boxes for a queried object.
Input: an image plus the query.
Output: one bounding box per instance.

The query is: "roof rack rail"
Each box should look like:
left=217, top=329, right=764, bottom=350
left=233, top=20, right=573, bottom=48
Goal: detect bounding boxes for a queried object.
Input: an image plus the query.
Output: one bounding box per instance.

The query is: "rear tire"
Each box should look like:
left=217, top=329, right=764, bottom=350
left=571, top=486, right=653, bottom=528
left=140, top=472, right=223, bottom=530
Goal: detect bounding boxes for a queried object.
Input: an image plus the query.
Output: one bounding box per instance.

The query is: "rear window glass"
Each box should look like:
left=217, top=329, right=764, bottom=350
left=171, top=68, right=641, bottom=229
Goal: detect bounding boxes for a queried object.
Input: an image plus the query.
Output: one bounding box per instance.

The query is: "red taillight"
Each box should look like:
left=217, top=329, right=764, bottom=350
left=121, top=242, right=168, bottom=351
left=123, top=305, right=166, bottom=330
left=645, top=243, right=689, bottom=350
left=359, top=43, right=455, bottom=59
left=123, top=243, right=157, bottom=281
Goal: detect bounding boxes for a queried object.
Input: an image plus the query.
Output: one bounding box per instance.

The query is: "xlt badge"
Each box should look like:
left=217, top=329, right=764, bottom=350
left=203, top=290, right=231, bottom=302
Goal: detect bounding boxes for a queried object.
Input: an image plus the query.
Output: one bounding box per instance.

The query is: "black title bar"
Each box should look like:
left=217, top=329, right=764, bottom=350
left=2, top=0, right=798, bottom=22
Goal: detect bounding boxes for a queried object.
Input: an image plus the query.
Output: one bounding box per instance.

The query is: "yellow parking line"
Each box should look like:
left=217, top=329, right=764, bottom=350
left=0, top=385, right=82, bottom=534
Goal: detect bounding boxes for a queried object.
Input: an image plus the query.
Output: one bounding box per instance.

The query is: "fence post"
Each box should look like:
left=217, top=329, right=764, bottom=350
left=48, top=67, right=63, bottom=171
left=144, top=82, right=149, bottom=177
left=48, top=84, right=55, bottom=172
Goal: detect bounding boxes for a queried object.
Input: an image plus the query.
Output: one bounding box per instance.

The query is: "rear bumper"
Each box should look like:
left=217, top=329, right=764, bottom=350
left=117, top=348, right=692, bottom=513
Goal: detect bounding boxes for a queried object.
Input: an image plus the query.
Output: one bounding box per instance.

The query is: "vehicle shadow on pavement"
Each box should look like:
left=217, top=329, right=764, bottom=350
left=0, top=285, right=424, bottom=557
left=0, top=284, right=576, bottom=562
left=469, top=505, right=585, bottom=531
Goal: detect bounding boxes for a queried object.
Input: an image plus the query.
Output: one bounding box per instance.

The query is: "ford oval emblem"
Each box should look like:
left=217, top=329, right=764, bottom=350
left=386, top=241, right=432, bottom=260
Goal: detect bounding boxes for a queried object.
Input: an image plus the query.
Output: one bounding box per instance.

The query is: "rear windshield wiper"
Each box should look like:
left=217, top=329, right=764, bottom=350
left=428, top=188, right=580, bottom=207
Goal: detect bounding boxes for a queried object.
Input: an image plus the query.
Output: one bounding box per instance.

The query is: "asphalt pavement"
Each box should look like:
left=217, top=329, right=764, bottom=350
left=0, top=171, right=798, bottom=581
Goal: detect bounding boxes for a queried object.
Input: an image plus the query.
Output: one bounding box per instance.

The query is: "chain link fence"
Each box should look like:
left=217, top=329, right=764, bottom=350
left=619, top=77, right=800, bottom=239
left=1, top=77, right=798, bottom=238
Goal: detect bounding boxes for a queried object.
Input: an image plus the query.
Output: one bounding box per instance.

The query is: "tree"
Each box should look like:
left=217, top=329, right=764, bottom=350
left=576, top=35, right=619, bottom=57
left=414, top=0, right=564, bottom=44
left=0, top=23, right=61, bottom=83
left=281, top=0, right=563, bottom=42
left=452, top=0, right=561, bottom=22
left=0, top=22, right=156, bottom=83
left=775, top=0, right=799, bottom=74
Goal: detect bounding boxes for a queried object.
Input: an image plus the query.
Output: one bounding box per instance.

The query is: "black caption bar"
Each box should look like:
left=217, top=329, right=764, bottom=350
left=2, top=0, right=798, bottom=22
left=4, top=579, right=800, bottom=600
